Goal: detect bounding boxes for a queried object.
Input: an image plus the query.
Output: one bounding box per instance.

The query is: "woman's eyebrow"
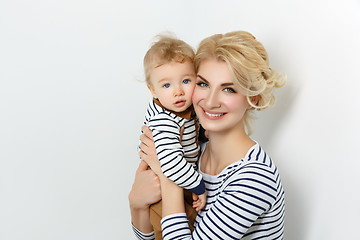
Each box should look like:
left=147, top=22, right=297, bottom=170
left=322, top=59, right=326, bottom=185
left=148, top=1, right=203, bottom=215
left=197, top=74, right=234, bottom=87
left=221, top=82, right=234, bottom=87
left=197, top=75, right=208, bottom=83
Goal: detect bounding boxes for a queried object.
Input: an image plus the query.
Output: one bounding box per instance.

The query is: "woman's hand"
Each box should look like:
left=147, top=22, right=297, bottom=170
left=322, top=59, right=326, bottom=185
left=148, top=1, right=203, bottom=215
left=129, top=160, right=161, bottom=210
left=129, top=160, right=161, bottom=233
left=139, top=125, right=163, bottom=176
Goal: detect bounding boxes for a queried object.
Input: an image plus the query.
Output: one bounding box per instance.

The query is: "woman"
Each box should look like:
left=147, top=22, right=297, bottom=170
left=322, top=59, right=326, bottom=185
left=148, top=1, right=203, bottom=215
left=130, top=31, right=286, bottom=239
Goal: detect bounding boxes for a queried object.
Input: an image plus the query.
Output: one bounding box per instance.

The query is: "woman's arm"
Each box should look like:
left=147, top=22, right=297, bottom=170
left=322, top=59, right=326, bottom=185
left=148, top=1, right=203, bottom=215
left=129, top=160, right=161, bottom=234
left=158, top=172, right=185, bottom=217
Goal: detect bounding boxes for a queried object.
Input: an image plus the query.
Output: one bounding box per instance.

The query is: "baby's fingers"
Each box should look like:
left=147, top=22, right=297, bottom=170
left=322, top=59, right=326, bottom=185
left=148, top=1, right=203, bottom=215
left=193, top=201, right=200, bottom=211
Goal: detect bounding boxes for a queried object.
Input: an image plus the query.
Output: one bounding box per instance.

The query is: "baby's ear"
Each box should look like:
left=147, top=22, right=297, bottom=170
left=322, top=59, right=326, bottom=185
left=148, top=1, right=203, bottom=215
left=147, top=84, right=157, bottom=99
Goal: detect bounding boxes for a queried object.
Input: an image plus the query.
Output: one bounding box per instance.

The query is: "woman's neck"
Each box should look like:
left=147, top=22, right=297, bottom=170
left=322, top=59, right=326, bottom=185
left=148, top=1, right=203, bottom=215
left=202, top=125, right=255, bottom=175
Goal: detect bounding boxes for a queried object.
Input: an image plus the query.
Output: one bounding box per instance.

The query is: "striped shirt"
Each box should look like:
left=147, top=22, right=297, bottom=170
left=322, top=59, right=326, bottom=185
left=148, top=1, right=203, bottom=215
left=143, top=99, right=205, bottom=195
left=132, top=141, right=285, bottom=239
left=161, top=142, right=285, bottom=239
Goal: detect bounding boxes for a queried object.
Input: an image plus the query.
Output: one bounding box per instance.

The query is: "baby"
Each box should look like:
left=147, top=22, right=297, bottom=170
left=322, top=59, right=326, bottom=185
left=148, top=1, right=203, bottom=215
left=141, top=35, right=206, bottom=238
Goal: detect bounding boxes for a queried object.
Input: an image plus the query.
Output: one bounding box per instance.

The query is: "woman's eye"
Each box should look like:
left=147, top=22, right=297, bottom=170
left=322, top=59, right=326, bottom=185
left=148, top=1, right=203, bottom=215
left=183, top=79, right=190, bottom=84
left=196, top=82, right=208, bottom=87
left=224, top=87, right=236, bottom=93
left=163, top=83, right=170, bottom=88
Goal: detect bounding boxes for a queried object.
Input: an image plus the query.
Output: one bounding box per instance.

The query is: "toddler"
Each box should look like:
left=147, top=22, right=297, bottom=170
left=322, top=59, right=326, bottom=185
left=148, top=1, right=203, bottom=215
left=141, top=35, right=206, bottom=239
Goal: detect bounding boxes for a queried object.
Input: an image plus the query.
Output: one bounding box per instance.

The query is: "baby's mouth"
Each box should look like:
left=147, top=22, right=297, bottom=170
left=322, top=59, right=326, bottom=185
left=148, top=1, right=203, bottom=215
left=174, top=100, right=186, bottom=107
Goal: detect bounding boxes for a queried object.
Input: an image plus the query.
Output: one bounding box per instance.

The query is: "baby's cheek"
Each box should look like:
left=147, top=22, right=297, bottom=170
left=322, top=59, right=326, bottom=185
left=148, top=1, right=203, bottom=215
left=191, top=88, right=202, bottom=104
left=186, top=84, right=196, bottom=98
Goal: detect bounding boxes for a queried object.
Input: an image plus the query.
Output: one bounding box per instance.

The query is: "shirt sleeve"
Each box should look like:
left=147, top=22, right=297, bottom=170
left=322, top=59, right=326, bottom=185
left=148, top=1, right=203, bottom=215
left=148, top=113, right=205, bottom=195
left=132, top=225, right=155, bottom=240
left=161, top=163, right=278, bottom=239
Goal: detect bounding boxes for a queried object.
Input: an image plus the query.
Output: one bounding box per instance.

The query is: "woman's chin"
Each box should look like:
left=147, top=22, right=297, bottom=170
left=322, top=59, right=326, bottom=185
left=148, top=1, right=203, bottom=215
left=200, top=123, right=224, bottom=133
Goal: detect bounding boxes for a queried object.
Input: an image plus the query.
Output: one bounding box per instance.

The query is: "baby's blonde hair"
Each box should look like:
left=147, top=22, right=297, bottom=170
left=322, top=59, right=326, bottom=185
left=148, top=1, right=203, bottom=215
left=195, top=31, right=286, bottom=134
left=144, top=35, right=195, bottom=85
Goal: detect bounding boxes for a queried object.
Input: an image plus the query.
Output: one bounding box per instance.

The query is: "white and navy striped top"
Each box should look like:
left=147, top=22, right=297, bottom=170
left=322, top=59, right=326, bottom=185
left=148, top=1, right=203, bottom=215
left=133, top=141, right=285, bottom=239
left=143, top=99, right=205, bottom=195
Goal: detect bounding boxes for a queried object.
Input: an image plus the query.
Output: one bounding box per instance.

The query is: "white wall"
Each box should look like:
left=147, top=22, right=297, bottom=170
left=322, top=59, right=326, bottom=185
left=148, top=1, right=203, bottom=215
left=1, top=0, right=359, bottom=239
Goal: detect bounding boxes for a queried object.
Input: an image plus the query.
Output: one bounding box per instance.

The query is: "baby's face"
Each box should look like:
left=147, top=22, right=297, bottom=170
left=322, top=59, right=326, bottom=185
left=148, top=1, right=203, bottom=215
left=148, top=61, right=196, bottom=112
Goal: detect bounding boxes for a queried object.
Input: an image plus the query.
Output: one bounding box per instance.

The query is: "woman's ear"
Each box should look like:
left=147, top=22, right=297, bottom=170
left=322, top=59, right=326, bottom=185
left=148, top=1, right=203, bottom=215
left=147, top=84, right=158, bottom=99
left=248, top=95, right=260, bottom=109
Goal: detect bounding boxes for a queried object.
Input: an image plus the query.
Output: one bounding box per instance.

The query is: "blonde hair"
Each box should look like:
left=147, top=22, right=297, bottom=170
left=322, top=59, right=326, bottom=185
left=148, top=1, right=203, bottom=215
left=144, top=35, right=195, bottom=85
left=195, top=31, right=286, bottom=134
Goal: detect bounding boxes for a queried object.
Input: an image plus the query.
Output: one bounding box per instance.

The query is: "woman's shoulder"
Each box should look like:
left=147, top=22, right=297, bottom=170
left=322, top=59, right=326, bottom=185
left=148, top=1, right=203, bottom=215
left=219, top=143, right=279, bottom=182
left=243, top=142, right=275, bottom=168
left=223, top=143, right=281, bottom=194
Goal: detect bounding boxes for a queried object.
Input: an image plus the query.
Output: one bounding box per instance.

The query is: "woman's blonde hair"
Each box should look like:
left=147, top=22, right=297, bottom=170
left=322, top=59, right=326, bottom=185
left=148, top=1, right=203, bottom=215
left=144, top=35, right=195, bottom=85
left=195, top=31, right=286, bottom=134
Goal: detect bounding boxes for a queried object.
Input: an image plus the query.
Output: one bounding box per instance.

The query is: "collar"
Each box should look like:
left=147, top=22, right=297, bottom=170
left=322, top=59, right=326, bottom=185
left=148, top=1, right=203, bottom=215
left=153, top=98, right=193, bottom=120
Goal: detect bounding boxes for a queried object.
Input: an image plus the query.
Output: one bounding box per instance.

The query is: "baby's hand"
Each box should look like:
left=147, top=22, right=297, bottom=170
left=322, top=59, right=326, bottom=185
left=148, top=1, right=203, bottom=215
left=192, top=192, right=207, bottom=211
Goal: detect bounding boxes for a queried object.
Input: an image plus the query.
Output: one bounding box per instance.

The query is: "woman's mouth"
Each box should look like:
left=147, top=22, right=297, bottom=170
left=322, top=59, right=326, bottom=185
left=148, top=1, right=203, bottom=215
left=202, top=108, right=226, bottom=119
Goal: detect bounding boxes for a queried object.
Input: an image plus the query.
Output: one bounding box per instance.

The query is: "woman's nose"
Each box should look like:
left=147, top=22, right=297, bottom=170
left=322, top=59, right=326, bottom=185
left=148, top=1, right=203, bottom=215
left=204, top=90, right=220, bottom=108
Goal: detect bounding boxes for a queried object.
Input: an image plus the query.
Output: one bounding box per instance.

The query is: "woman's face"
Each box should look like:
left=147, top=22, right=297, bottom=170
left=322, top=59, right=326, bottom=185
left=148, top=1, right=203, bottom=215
left=192, top=59, right=250, bottom=133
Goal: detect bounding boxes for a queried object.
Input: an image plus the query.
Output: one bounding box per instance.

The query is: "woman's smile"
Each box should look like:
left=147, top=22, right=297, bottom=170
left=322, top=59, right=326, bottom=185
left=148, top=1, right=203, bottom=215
left=202, top=107, right=226, bottom=119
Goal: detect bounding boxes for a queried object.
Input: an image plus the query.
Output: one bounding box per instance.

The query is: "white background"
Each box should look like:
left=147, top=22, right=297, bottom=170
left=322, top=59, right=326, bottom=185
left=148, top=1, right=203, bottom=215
left=1, top=0, right=359, bottom=239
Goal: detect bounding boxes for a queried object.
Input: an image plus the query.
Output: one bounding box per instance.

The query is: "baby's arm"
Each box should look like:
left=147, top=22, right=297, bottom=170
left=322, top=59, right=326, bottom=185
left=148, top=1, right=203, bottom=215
left=147, top=113, right=205, bottom=196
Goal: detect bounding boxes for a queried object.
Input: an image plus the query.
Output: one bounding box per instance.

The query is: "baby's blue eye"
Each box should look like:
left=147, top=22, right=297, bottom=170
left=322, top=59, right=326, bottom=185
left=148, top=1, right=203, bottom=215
left=183, top=79, right=190, bottom=84
left=163, top=83, right=170, bottom=88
